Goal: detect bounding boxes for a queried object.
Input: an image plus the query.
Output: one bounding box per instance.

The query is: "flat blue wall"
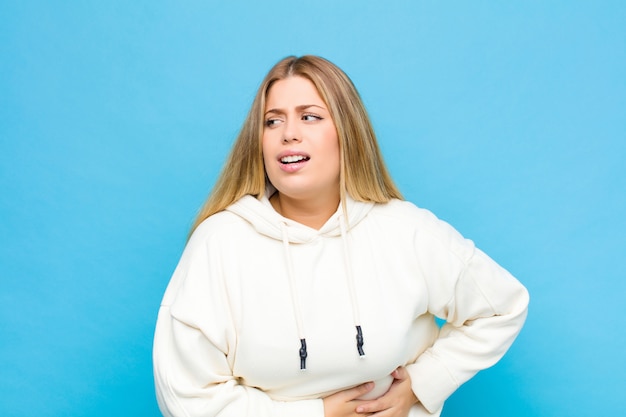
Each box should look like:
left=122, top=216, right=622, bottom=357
left=1, top=1, right=624, bottom=416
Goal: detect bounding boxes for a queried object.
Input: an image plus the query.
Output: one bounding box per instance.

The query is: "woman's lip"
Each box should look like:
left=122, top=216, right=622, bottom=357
left=274, top=150, right=311, bottom=173
left=280, top=159, right=309, bottom=172
left=277, top=156, right=309, bottom=173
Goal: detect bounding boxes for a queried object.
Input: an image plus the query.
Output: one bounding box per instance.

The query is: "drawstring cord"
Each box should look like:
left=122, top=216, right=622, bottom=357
left=281, top=214, right=366, bottom=370
left=281, top=223, right=308, bottom=370
left=339, top=214, right=366, bottom=358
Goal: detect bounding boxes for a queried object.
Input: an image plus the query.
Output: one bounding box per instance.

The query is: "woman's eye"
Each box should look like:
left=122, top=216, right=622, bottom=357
left=265, top=118, right=280, bottom=127
left=302, top=114, right=322, bottom=121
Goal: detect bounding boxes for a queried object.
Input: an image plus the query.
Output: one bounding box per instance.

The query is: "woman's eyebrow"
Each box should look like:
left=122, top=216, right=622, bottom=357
left=265, top=104, right=326, bottom=116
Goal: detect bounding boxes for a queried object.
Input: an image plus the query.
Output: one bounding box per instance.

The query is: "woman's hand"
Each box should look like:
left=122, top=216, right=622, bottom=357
left=354, top=367, right=418, bottom=416
left=323, top=382, right=375, bottom=417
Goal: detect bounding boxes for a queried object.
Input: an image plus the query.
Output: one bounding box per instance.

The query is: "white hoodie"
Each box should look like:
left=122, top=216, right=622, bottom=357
left=153, top=190, right=529, bottom=417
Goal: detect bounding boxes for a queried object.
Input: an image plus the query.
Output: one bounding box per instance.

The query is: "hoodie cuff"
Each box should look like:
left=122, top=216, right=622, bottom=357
left=407, top=352, right=460, bottom=413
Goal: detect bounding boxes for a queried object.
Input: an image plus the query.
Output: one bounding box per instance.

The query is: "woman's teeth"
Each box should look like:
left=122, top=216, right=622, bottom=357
left=281, top=155, right=309, bottom=164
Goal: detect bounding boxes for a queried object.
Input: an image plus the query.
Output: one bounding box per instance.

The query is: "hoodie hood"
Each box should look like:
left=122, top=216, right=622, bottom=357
left=226, top=186, right=375, bottom=243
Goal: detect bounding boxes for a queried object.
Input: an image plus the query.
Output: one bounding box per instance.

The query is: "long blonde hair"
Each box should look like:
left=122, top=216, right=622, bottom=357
left=191, top=55, right=402, bottom=233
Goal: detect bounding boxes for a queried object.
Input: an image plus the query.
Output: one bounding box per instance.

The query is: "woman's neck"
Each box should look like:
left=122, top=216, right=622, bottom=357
left=270, top=191, right=340, bottom=230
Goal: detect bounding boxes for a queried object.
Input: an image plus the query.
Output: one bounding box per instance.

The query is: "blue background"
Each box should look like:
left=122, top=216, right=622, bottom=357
left=1, top=1, right=624, bottom=416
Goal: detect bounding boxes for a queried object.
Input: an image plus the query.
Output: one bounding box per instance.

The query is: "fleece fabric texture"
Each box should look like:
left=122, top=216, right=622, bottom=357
left=153, top=192, right=529, bottom=417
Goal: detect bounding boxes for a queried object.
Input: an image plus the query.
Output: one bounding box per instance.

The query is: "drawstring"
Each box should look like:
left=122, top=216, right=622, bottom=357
left=281, top=223, right=308, bottom=370
left=339, top=214, right=366, bottom=358
left=281, top=215, right=366, bottom=370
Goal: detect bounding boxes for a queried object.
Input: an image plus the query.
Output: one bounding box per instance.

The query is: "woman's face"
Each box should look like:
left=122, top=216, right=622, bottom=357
left=262, top=76, right=340, bottom=204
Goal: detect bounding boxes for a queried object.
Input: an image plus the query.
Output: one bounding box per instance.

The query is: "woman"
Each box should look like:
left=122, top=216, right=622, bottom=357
left=153, top=55, right=529, bottom=417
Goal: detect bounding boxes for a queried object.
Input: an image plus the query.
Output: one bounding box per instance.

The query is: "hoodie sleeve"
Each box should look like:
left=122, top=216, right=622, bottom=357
left=153, top=223, right=324, bottom=417
left=405, top=210, right=529, bottom=414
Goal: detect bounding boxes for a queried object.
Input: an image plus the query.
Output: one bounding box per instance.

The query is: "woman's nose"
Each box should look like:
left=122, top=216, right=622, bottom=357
left=282, top=119, right=302, bottom=143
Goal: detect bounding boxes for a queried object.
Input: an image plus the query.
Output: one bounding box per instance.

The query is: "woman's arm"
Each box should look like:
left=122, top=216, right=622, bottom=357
left=152, top=220, right=327, bottom=417
left=407, top=211, right=529, bottom=413
left=153, top=305, right=326, bottom=417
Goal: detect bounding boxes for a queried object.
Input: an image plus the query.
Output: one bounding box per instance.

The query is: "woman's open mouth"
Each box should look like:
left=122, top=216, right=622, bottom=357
left=280, top=155, right=310, bottom=164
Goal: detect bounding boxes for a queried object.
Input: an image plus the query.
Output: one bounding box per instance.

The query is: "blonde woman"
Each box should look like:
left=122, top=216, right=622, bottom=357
left=153, top=55, right=529, bottom=417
